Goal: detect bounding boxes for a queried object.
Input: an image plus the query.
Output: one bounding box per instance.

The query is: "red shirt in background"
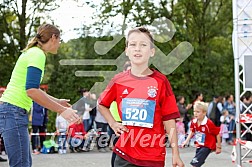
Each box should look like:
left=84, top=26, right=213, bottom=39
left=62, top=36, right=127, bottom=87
left=68, top=122, right=86, bottom=138
left=190, top=116, right=220, bottom=150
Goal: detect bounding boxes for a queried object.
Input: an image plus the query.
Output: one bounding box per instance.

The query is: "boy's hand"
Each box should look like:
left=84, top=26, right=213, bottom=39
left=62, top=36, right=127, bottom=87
left=216, top=147, right=221, bottom=154
left=181, top=141, right=187, bottom=148
left=110, top=121, right=129, bottom=136
left=172, top=156, right=184, bottom=167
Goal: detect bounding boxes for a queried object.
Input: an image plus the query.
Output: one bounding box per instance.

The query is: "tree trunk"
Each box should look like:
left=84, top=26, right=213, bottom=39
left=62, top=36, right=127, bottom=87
left=19, top=0, right=27, bottom=50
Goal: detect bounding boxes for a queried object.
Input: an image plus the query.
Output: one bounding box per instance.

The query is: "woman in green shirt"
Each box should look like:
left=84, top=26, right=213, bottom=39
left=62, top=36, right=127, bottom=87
left=0, top=24, right=79, bottom=167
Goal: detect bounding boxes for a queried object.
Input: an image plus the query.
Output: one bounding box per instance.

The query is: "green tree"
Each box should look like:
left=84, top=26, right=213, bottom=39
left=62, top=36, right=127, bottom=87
left=0, top=0, right=58, bottom=86
left=169, top=0, right=233, bottom=101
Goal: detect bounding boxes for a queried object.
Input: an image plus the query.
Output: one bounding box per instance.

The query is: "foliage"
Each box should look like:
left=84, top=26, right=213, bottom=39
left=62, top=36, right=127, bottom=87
left=168, top=0, right=234, bottom=101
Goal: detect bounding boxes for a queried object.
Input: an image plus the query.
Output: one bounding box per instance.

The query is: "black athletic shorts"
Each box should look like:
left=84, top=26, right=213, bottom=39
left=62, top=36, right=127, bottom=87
left=114, top=155, right=142, bottom=167
left=190, top=147, right=212, bottom=167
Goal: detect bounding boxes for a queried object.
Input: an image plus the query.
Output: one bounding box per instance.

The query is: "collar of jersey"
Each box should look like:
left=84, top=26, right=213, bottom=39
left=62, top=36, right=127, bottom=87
left=192, top=116, right=208, bottom=125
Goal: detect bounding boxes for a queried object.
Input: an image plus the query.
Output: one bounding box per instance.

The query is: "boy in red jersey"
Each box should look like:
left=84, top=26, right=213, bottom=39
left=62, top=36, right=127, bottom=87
left=182, top=101, right=221, bottom=167
left=98, top=27, right=184, bottom=167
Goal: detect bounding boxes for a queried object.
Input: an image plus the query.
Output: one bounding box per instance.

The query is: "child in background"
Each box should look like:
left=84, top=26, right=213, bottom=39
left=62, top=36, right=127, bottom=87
left=68, top=118, right=87, bottom=153
left=220, top=109, right=231, bottom=145
left=56, top=114, right=68, bottom=154
left=182, top=101, right=221, bottom=167
left=176, top=117, right=186, bottom=147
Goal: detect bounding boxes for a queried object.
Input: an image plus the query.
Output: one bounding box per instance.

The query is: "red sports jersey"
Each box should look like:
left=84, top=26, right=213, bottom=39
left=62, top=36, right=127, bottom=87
left=190, top=116, right=220, bottom=150
left=99, top=70, right=180, bottom=167
left=68, top=122, right=86, bottom=138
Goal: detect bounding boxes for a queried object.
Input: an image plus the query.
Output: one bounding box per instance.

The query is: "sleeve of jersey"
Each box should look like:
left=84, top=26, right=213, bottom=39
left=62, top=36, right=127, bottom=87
left=26, top=67, right=42, bottom=90
left=27, top=49, right=46, bottom=71
left=98, top=77, right=117, bottom=108
left=190, top=121, right=196, bottom=133
left=160, top=79, right=180, bottom=121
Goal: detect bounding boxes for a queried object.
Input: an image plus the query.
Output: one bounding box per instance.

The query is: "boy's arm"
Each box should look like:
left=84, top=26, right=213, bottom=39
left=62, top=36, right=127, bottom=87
left=182, top=129, right=194, bottom=147
left=164, top=119, right=184, bottom=167
left=98, top=104, right=128, bottom=136
left=216, top=134, right=222, bottom=154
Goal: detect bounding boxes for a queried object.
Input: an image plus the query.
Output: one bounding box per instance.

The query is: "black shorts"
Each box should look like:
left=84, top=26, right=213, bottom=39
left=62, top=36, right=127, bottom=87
left=114, top=155, right=142, bottom=167
left=190, top=147, right=211, bottom=167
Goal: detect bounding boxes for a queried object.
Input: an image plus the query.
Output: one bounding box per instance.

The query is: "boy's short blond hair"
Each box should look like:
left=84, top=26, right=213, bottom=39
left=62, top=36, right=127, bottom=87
left=194, top=101, right=208, bottom=113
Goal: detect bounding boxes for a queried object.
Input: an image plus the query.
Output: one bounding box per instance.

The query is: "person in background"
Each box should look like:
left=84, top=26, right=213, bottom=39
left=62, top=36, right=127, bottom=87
left=68, top=118, right=86, bottom=153
left=177, top=95, right=192, bottom=134
left=176, top=117, right=186, bottom=147
left=223, top=94, right=236, bottom=145
left=95, top=100, right=109, bottom=153
left=0, top=24, right=79, bottom=167
left=0, top=87, right=7, bottom=162
left=220, top=109, right=231, bottom=145
left=192, top=92, right=204, bottom=106
left=207, top=96, right=219, bottom=118
left=241, top=93, right=252, bottom=141
left=182, top=101, right=221, bottom=167
left=31, top=100, right=48, bottom=154
left=73, top=88, right=92, bottom=132
left=207, top=96, right=223, bottom=127
left=89, top=93, right=97, bottom=131
left=56, top=114, right=68, bottom=154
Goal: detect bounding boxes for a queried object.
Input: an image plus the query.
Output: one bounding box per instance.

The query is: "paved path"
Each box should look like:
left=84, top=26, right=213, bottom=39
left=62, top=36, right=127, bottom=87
left=1, top=145, right=251, bottom=167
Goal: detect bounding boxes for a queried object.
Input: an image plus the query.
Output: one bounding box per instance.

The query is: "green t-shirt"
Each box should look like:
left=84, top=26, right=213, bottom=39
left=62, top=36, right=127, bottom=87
left=0, top=47, right=45, bottom=111
left=109, top=101, right=121, bottom=122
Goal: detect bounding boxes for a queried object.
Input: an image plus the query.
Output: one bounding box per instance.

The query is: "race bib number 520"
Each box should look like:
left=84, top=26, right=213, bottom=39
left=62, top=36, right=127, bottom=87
left=122, top=98, right=156, bottom=128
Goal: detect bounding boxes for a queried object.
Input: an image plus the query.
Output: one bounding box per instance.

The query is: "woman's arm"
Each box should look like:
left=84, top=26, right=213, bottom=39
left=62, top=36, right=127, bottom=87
left=41, top=91, right=71, bottom=107
left=27, top=88, right=65, bottom=113
left=27, top=88, right=79, bottom=123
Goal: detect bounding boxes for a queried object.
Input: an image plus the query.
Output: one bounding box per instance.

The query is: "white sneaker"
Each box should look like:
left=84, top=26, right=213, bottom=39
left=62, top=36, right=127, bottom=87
left=62, top=149, right=67, bottom=154
left=32, top=149, right=40, bottom=155
left=1, top=151, right=6, bottom=156
left=58, top=149, right=63, bottom=154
